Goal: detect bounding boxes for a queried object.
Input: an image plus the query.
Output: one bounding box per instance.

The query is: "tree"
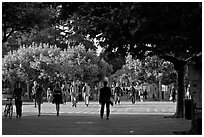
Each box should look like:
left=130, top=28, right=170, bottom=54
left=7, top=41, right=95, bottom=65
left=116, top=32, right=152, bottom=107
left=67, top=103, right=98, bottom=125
left=2, top=3, right=57, bottom=43
left=2, top=2, right=99, bottom=57
left=2, top=43, right=113, bottom=97
left=2, top=2, right=59, bottom=57
left=110, top=55, right=176, bottom=87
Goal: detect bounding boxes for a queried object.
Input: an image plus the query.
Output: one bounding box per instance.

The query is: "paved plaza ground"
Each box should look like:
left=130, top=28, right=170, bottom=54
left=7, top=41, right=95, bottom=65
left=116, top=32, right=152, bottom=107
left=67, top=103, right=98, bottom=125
left=2, top=101, right=192, bottom=135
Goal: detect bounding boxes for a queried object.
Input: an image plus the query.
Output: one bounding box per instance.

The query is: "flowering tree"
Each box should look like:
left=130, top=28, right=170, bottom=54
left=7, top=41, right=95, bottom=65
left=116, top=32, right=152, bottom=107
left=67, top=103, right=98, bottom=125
left=109, top=55, right=176, bottom=85
left=2, top=43, right=112, bottom=95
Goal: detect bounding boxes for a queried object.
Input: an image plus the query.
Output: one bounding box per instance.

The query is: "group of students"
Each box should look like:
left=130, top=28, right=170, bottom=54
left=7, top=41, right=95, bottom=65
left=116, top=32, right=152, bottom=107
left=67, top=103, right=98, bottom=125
left=12, top=80, right=113, bottom=120
left=31, top=80, right=64, bottom=116
left=111, top=83, right=149, bottom=104
left=12, top=80, right=92, bottom=118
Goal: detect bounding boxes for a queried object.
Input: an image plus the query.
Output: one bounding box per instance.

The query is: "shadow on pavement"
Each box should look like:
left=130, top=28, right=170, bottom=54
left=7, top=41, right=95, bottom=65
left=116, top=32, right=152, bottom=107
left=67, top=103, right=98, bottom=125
left=2, top=114, right=191, bottom=135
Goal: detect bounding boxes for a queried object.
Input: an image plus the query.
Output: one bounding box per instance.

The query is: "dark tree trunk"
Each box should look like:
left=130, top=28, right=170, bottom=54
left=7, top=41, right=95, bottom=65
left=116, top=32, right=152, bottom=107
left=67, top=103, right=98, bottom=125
left=161, top=55, right=186, bottom=118
left=175, top=65, right=185, bottom=118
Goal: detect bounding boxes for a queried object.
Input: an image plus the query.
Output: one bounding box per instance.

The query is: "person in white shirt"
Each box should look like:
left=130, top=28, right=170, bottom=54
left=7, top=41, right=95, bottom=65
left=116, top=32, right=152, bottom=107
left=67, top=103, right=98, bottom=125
left=82, top=83, right=91, bottom=106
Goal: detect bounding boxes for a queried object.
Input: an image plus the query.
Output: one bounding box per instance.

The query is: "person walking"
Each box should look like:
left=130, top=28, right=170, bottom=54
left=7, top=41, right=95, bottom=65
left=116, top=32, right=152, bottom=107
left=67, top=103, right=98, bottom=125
left=32, top=81, right=38, bottom=107
left=52, top=82, right=63, bottom=116
left=114, top=83, right=122, bottom=104
left=70, top=81, right=78, bottom=107
left=61, top=83, right=67, bottom=105
left=93, top=86, right=98, bottom=101
left=99, top=81, right=113, bottom=120
left=47, top=88, right=52, bottom=102
left=13, top=81, right=23, bottom=118
left=36, top=82, right=44, bottom=116
left=82, top=83, right=91, bottom=106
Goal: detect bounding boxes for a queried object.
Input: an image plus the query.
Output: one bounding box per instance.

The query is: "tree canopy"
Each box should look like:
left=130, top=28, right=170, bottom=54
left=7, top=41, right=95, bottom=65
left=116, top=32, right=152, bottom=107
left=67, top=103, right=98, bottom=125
left=2, top=43, right=113, bottom=90
left=110, top=55, right=176, bottom=85
left=69, top=2, right=201, bottom=60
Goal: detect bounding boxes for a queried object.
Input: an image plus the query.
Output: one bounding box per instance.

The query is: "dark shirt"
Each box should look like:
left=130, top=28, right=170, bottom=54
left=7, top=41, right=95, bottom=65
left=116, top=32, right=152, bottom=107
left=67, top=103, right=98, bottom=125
left=99, top=86, right=112, bottom=103
left=114, top=86, right=122, bottom=96
left=14, top=88, right=23, bottom=101
left=131, top=87, right=136, bottom=95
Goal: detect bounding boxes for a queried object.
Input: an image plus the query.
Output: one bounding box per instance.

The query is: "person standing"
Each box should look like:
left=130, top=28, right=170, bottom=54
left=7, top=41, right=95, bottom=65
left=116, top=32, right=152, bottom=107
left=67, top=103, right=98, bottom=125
left=13, top=81, right=23, bottom=118
left=52, top=82, right=63, bottom=116
left=143, top=89, right=148, bottom=100
left=131, top=85, right=136, bottom=104
left=82, top=83, right=91, bottom=106
left=36, top=82, right=44, bottom=116
left=172, top=87, right=176, bottom=102
left=99, top=81, right=113, bottom=120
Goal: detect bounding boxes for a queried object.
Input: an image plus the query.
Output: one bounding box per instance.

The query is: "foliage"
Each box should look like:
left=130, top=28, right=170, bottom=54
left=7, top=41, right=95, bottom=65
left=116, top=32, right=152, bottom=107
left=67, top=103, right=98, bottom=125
left=110, top=55, right=176, bottom=85
left=2, top=2, right=98, bottom=57
left=64, top=2, right=201, bottom=60
left=2, top=43, right=113, bottom=89
left=2, top=2, right=57, bottom=43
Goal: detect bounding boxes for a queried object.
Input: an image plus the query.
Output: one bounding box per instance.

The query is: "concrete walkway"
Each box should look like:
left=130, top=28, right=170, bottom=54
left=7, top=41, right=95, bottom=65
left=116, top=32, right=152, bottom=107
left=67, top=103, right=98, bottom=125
left=2, top=113, right=191, bottom=135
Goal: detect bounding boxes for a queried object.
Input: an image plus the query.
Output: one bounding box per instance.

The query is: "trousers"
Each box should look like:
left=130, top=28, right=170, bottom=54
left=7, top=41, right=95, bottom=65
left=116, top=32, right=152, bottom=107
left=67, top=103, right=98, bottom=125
left=15, top=100, right=22, bottom=116
left=100, top=102, right=110, bottom=118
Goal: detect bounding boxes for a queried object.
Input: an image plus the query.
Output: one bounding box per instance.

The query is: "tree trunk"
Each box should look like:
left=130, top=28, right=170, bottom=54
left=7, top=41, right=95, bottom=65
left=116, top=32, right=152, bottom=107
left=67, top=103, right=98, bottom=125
left=175, top=66, right=185, bottom=118
left=161, top=55, right=186, bottom=118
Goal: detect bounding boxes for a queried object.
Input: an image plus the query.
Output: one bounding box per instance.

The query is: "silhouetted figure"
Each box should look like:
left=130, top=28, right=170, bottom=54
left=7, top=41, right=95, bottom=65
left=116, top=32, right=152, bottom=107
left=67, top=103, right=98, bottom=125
left=143, top=89, right=148, bottom=100
left=36, top=83, right=44, bottom=116
left=52, top=82, right=63, bottom=116
left=99, top=81, right=113, bottom=120
left=172, top=87, right=176, bottom=102
left=131, top=85, right=136, bottom=104
left=13, top=82, right=23, bottom=118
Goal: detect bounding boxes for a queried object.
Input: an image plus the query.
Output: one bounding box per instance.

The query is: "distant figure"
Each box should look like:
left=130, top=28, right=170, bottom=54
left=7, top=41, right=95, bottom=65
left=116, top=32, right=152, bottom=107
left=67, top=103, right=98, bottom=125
left=70, top=81, right=78, bottom=107
left=36, top=82, right=44, bottom=116
left=139, top=89, right=143, bottom=102
left=186, top=84, right=191, bottom=99
left=52, top=82, right=63, bottom=116
left=143, top=89, right=148, bottom=100
left=47, top=88, right=52, bottom=102
left=153, top=93, right=156, bottom=100
left=93, top=86, right=98, bottom=101
left=172, top=87, right=176, bottom=102
left=13, top=82, right=23, bottom=118
left=82, top=83, right=91, bottom=106
left=99, top=81, right=113, bottom=120
left=131, top=85, right=136, bottom=104
left=32, top=81, right=38, bottom=107
left=61, top=83, right=67, bottom=105
left=114, top=83, right=122, bottom=104
left=136, top=89, right=139, bottom=100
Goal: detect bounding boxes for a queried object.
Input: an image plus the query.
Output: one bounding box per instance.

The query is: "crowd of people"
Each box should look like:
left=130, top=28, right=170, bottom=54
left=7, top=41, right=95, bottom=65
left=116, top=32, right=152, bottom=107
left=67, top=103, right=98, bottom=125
left=11, top=80, right=113, bottom=119
left=10, top=79, right=177, bottom=120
